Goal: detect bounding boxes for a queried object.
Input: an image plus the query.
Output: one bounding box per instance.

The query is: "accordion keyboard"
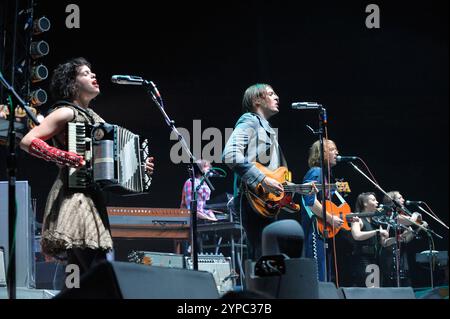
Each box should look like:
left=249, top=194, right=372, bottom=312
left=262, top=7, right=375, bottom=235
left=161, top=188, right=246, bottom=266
left=67, top=123, right=90, bottom=188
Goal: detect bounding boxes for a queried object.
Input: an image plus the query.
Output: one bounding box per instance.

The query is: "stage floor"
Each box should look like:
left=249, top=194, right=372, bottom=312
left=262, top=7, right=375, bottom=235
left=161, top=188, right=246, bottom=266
left=0, top=287, right=59, bottom=299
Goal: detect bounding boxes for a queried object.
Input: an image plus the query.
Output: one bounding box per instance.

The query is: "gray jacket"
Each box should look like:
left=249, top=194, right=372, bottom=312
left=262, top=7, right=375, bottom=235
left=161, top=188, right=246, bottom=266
left=222, top=112, right=287, bottom=195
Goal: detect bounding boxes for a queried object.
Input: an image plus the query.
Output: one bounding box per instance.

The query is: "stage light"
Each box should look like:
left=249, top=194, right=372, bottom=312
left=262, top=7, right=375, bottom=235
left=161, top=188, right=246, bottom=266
left=29, top=88, right=47, bottom=106
left=30, top=40, right=49, bottom=59
left=33, top=16, right=51, bottom=35
left=30, top=64, right=48, bottom=83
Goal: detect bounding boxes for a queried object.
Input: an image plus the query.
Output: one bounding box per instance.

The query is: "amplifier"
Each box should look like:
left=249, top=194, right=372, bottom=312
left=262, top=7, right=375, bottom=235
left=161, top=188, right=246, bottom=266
left=185, top=254, right=234, bottom=295
left=128, top=251, right=184, bottom=269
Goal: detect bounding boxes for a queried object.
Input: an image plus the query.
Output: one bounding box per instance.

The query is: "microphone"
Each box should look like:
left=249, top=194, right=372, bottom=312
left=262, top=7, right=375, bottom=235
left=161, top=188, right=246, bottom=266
left=111, top=75, right=146, bottom=85
left=378, top=204, right=393, bottom=211
left=291, top=102, right=322, bottom=110
left=291, top=102, right=322, bottom=109
left=149, top=80, right=161, bottom=99
left=405, top=200, right=423, bottom=205
left=207, top=169, right=222, bottom=177
left=336, top=155, right=358, bottom=162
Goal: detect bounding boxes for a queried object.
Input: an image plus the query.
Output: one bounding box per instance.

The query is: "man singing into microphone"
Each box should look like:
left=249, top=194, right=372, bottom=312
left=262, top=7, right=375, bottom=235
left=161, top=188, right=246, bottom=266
left=301, top=139, right=346, bottom=282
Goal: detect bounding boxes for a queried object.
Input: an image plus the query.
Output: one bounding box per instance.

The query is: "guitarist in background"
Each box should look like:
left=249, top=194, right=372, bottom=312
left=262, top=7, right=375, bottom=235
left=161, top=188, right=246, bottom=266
left=223, top=83, right=286, bottom=260
left=301, top=139, right=345, bottom=282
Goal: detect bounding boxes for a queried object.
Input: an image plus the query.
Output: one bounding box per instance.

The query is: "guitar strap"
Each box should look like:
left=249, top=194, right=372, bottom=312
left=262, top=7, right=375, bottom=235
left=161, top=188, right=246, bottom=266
left=278, top=145, right=288, bottom=168
left=334, top=191, right=346, bottom=205
left=302, top=197, right=315, bottom=219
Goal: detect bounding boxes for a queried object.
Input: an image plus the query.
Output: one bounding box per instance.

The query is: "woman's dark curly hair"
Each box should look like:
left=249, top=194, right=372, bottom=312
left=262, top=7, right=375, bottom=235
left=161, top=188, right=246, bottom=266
left=50, top=57, right=90, bottom=101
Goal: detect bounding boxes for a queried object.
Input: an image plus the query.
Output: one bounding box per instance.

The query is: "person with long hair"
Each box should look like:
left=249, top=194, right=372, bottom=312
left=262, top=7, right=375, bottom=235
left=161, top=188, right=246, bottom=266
left=301, top=139, right=345, bottom=282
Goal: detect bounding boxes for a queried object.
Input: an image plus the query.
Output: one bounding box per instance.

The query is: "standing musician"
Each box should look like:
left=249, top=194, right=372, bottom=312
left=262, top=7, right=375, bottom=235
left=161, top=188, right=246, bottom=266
left=222, top=83, right=288, bottom=260
left=20, top=57, right=155, bottom=276
left=301, top=139, right=346, bottom=282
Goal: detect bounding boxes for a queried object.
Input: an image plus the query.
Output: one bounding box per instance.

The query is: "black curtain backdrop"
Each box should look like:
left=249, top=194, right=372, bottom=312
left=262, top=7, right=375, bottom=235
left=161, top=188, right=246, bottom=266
left=1, top=0, right=448, bottom=288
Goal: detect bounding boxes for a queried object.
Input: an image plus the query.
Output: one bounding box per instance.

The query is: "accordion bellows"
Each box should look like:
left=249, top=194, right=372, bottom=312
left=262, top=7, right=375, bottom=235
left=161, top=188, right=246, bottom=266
left=67, top=122, right=151, bottom=194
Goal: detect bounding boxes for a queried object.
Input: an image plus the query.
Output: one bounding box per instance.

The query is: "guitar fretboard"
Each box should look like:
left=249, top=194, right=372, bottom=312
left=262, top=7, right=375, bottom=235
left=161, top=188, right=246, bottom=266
left=283, top=183, right=337, bottom=194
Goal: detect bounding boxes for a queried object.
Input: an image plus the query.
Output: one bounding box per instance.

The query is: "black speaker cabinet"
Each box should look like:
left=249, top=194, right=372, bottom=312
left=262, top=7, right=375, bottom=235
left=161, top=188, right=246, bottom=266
left=245, top=257, right=319, bottom=299
left=56, top=261, right=220, bottom=299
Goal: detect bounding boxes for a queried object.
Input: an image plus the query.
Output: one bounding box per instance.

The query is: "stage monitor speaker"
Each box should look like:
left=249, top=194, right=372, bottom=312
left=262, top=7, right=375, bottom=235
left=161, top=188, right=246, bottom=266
left=339, top=287, right=416, bottom=299
left=245, top=257, right=318, bottom=299
left=56, top=261, right=220, bottom=299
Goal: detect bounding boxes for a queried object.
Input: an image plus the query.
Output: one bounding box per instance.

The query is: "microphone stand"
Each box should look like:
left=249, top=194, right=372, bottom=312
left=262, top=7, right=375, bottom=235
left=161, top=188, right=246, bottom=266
left=409, top=204, right=446, bottom=289
left=142, top=80, right=214, bottom=271
left=0, top=72, right=40, bottom=300
left=348, top=161, right=404, bottom=287
left=348, top=161, right=444, bottom=287
left=306, top=104, right=330, bottom=282
left=426, top=232, right=434, bottom=289
left=415, top=205, right=448, bottom=231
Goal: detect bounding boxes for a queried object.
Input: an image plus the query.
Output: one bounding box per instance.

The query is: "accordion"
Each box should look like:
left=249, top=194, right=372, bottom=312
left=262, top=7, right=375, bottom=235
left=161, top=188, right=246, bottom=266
left=67, top=122, right=152, bottom=194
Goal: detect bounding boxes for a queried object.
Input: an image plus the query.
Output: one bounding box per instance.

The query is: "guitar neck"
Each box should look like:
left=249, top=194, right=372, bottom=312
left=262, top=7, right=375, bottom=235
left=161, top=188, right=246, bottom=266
left=283, top=183, right=336, bottom=195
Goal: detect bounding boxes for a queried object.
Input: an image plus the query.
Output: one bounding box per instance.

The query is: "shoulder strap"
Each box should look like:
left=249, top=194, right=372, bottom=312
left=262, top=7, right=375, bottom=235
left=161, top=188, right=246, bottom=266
left=278, top=145, right=288, bottom=168
left=50, top=100, right=95, bottom=123
left=334, top=191, right=346, bottom=205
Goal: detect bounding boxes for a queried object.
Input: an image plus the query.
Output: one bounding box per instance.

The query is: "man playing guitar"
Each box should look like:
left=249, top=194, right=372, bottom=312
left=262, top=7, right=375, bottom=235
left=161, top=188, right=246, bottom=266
left=222, top=83, right=287, bottom=260
left=301, top=139, right=345, bottom=282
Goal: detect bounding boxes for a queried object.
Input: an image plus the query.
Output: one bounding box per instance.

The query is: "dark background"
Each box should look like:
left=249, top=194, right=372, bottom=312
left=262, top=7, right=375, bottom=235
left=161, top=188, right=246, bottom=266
left=1, top=0, right=448, bottom=287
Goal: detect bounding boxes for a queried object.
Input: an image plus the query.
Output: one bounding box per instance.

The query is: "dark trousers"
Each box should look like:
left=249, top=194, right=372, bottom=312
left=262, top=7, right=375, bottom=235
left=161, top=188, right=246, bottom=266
left=235, top=195, right=273, bottom=261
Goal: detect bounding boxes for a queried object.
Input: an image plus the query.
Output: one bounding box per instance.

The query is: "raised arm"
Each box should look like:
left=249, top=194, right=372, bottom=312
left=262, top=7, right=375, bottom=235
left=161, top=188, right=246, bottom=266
left=351, top=218, right=388, bottom=241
